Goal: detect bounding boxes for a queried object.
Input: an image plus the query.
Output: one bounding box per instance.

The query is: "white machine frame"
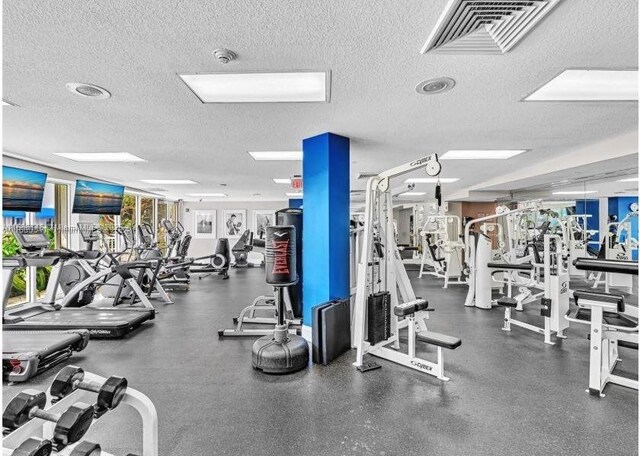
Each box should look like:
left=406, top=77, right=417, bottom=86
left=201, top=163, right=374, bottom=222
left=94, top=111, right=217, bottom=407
left=352, top=155, right=460, bottom=380
left=592, top=211, right=638, bottom=293
left=418, top=215, right=465, bottom=288
left=500, top=234, right=570, bottom=345
left=464, top=204, right=541, bottom=309
left=566, top=289, right=638, bottom=397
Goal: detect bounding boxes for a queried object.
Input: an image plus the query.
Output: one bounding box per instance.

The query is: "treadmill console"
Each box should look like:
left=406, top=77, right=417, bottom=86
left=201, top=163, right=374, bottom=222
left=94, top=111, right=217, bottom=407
left=77, top=223, right=100, bottom=242
left=12, top=229, right=51, bottom=250
left=162, top=219, right=175, bottom=232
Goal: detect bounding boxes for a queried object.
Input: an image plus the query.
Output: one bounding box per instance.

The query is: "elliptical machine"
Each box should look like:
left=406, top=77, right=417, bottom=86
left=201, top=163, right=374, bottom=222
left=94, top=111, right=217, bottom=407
left=252, top=225, right=309, bottom=374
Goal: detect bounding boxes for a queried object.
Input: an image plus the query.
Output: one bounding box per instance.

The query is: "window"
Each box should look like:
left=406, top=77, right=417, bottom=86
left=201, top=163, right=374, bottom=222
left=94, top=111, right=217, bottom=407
left=54, top=183, right=69, bottom=248
left=157, top=201, right=168, bottom=251
left=2, top=217, right=28, bottom=306
left=120, top=194, right=137, bottom=228
left=140, top=197, right=155, bottom=227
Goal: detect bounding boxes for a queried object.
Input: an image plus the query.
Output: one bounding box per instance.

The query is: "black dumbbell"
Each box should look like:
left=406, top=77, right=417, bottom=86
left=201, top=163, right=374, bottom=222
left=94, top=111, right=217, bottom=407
left=51, top=366, right=127, bottom=417
left=11, top=437, right=53, bottom=456
left=69, top=441, right=101, bottom=456
left=3, top=390, right=94, bottom=448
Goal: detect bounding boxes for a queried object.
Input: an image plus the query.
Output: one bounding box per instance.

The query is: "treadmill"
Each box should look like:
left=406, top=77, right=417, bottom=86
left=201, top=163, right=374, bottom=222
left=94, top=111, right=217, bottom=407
left=3, top=257, right=90, bottom=383
left=4, top=228, right=155, bottom=339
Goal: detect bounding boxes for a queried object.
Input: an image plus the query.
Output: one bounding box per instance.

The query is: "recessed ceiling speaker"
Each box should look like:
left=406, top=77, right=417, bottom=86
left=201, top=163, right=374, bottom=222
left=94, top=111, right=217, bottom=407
left=212, top=48, right=237, bottom=64
left=416, top=77, right=455, bottom=95
left=66, top=83, right=111, bottom=99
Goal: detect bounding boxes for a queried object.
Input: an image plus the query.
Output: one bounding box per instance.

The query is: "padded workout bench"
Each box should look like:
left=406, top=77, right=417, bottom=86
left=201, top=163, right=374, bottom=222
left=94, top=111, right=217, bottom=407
left=566, top=257, right=638, bottom=397
left=361, top=299, right=462, bottom=381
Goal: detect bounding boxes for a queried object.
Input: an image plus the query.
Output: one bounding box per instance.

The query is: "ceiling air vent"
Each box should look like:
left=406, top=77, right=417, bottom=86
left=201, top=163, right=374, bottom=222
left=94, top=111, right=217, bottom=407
left=357, top=172, right=379, bottom=180
left=421, top=0, right=561, bottom=54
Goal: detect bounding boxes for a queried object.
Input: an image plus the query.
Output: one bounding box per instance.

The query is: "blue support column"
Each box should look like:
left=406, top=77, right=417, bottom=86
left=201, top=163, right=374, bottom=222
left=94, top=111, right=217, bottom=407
left=288, top=198, right=303, bottom=209
left=301, top=132, right=350, bottom=339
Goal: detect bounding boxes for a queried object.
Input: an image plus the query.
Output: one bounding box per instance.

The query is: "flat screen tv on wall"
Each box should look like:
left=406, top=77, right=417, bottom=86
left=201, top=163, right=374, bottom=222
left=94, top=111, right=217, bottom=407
left=2, top=166, right=48, bottom=212
left=72, top=179, right=125, bottom=215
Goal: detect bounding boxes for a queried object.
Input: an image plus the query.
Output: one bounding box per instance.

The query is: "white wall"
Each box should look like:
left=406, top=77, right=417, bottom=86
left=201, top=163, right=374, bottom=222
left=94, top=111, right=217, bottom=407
left=182, top=200, right=287, bottom=257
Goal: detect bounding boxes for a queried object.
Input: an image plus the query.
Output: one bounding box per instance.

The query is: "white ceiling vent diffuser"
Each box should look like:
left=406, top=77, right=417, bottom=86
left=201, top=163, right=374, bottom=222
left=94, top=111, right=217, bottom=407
left=421, top=0, right=561, bottom=54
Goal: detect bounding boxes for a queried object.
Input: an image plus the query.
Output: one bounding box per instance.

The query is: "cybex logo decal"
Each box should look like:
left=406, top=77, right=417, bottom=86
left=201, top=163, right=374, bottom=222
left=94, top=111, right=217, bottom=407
left=410, top=360, right=433, bottom=371
left=560, top=281, right=568, bottom=294
left=273, top=231, right=287, bottom=238
left=616, top=252, right=628, bottom=260
left=410, top=156, right=431, bottom=167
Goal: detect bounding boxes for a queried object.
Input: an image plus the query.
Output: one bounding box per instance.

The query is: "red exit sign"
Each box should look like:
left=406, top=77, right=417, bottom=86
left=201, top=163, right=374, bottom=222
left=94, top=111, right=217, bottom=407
left=291, top=175, right=303, bottom=190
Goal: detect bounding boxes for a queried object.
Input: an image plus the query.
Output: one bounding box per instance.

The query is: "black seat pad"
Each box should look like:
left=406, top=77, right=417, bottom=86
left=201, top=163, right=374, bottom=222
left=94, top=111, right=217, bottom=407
left=416, top=332, right=461, bottom=350
left=573, top=258, right=638, bottom=275
left=487, top=262, right=533, bottom=271
left=575, top=308, right=638, bottom=328
left=497, top=297, right=518, bottom=308
left=574, top=290, right=625, bottom=312
left=394, top=299, right=428, bottom=317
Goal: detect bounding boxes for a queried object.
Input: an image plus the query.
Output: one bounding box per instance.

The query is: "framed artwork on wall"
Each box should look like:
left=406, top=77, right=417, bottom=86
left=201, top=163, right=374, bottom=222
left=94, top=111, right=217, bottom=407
left=222, top=209, right=246, bottom=239
left=253, top=210, right=275, bottom=241
left=193, top=210, right=217, bottom=239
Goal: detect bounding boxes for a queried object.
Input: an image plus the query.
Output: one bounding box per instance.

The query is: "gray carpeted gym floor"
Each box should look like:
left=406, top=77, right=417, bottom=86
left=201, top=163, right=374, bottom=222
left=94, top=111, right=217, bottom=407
left=3, top=268, right=638, bottom=455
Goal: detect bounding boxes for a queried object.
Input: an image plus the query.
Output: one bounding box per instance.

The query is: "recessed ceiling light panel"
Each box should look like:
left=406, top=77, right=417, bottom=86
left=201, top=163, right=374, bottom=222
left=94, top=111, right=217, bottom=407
left=141, top=179, right=198, bottom=185
left=400, top=192, right=427, bottom=196
left=416, top=77, right=455, bottom=95
left=186, top=193, right=227, bottom=197
left=441, top=150, right=526, bottom=160
left=405, top=177, right=460, bottom=183
left=66, top=82, right=111, bottom=99
left=248, top=151, right=302, bottom=161
left=525, top=69, right=638, bottom=101
left=552, top=191, right=598, bottom=195
left=273, top=178, right=292, bottom=184
left=179, top=72, right=329, bottom=103
left=54, top=152, right=145, bottom=162
left=618, top=177, right=639, bottom=182
left=285, top=192, right=303, bottom=197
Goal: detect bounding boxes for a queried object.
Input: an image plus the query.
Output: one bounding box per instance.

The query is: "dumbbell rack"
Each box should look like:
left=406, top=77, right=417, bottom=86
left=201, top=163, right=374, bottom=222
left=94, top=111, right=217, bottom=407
left=2, top=372, right=158, bottom=456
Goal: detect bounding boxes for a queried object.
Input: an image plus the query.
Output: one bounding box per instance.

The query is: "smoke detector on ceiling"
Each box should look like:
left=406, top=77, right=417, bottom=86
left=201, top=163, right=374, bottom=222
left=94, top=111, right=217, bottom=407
left=421, top=0, right=562, bottom=55
left=213, top=48, right=237, bottom=64
left=416, top=77, right=456, bottom=95
left=66, top=83, right=111, bottom=99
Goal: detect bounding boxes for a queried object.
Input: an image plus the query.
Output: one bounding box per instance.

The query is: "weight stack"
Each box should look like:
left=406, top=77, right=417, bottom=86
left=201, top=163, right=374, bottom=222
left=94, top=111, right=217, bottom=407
left=367, top=291, right=391, bottom=345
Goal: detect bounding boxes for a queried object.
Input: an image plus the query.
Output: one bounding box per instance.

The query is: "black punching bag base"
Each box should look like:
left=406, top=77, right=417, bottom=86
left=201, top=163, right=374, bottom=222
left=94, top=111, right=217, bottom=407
left=252, top=334, right=309, bottom=374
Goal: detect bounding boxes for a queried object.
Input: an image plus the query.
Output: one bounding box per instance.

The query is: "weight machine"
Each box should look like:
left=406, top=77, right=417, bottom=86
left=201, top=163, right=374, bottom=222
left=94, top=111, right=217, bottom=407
left=417, top=215, right=465, bottom=288
left=352, top=155, right=461, bottom=380
left=591, top=210, right=638, bottom=293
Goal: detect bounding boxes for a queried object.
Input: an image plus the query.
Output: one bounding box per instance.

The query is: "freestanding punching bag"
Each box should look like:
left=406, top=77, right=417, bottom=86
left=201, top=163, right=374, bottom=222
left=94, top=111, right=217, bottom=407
left=275, top=208, right=303, bottom=318
left=252, top=225, right=309, bottom=374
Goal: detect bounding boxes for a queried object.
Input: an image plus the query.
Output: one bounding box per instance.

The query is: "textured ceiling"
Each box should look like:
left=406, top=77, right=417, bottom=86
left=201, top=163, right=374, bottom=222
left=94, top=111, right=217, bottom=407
left=3, top=0, right=638, bottom=201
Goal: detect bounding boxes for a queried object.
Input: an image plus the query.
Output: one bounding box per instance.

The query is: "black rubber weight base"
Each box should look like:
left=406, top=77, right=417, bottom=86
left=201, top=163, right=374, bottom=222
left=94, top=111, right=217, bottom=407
left=252, top=334, right=309, bottom=374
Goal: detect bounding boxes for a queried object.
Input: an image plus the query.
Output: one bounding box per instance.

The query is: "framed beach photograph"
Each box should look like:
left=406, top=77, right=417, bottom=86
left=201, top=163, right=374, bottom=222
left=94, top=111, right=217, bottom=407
left=253, top=210, right=275, bottom=241
left=222, top=209, right=246, bottom=239
left=193, top=210, right=217, bottom=239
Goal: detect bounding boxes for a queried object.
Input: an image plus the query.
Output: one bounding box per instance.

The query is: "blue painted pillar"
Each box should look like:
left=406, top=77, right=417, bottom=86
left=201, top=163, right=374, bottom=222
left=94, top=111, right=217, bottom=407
left=608, top=196, right=639, bottom=260
left=301, top=132, right=350, bottom=339
left=288, top=198, right=303, bottom=209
